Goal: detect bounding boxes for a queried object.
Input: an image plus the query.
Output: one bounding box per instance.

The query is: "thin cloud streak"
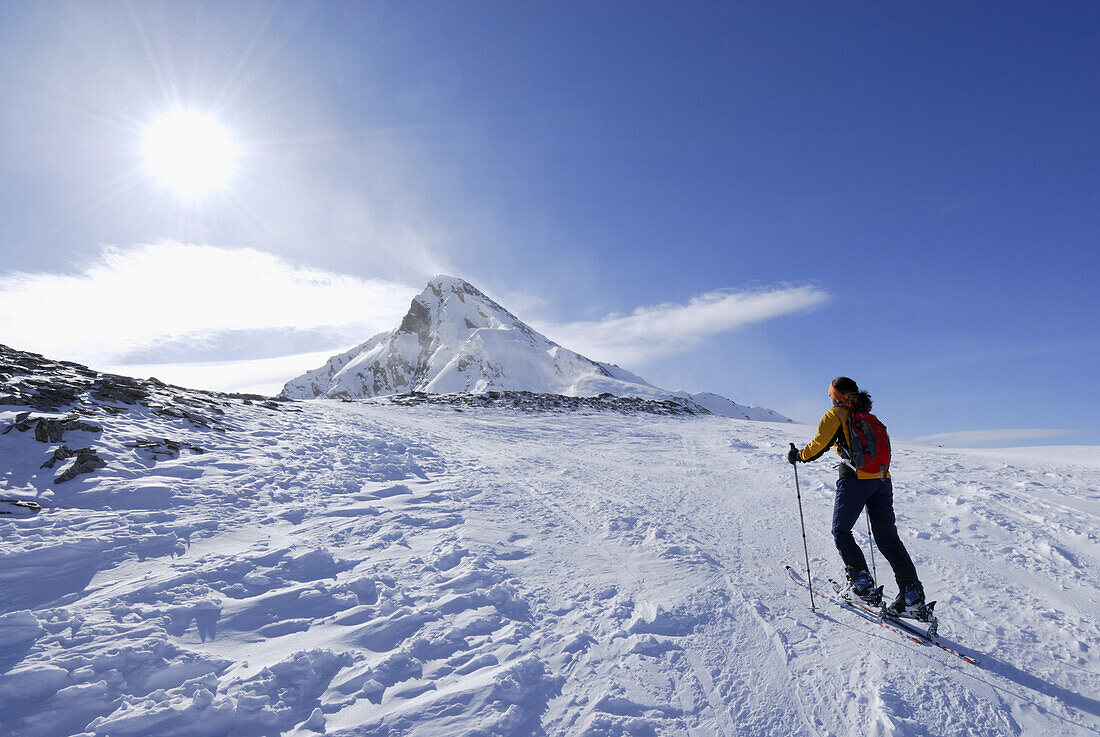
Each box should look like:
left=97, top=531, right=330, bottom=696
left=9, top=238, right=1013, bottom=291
left=538, top=286, right=830, bottom=366
left=0, top=242, right=416, bottom=365
left=103, top=349, right=342, bottom=397
left=909, top=428, right=1079, bottom=448
left=1, top=246, right=830, bottom=394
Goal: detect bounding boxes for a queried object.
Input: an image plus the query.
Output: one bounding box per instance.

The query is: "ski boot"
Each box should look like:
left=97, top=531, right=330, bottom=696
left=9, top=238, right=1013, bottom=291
left=844, top=566, right=883, bottom=606
left=884, top=582, right=935, bottom=622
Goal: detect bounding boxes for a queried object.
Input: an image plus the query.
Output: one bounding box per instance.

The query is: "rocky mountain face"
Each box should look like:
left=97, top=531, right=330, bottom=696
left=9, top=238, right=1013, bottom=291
left=281, top=276, right=790, bottom=422
left=281, top=276, right=640, bottom=400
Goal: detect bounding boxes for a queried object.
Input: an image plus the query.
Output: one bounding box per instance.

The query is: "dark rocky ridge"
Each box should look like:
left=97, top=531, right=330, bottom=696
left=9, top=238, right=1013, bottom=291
left=378, top=390, right=711, bottom=416
left=0, top=344, right=294, bottom=486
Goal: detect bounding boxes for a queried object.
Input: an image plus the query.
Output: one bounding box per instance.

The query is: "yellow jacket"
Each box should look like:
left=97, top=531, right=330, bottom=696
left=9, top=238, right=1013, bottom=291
left=798, top=405, right=891, bottom=479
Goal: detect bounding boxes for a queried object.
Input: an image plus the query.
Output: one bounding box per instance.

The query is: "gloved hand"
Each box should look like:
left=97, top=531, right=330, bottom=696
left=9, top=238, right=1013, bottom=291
left=787, top=443, right=801, bottom=465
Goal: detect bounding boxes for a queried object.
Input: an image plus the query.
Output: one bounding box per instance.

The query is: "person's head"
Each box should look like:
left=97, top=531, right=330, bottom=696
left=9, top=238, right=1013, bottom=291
left=829, top=376, right=872, bottom=412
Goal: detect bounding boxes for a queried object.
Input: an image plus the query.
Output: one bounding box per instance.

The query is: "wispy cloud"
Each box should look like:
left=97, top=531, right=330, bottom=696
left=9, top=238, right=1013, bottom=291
left=102, top=350, right=343, bottom=397
left=113, top=326, right=382, bottom=364
left=0, top=247, right=830, bottom=394
left=537, top=285, right=829, bottom=366
left=909, top=428, right=1080, bottom=448
left=0, top=242, right=417, bottom=365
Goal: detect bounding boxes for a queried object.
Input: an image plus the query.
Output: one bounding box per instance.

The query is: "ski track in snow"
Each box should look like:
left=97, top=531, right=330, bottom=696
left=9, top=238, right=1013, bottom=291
left=1, top=398, right=1099, bottom=736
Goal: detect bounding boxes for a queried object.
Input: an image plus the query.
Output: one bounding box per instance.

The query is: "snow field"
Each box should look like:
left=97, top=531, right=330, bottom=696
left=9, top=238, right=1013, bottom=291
left=1, top=398, right=1098, bottom=736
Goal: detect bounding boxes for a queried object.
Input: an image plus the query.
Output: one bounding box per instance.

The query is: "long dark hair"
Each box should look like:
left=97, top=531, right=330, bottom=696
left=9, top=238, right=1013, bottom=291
left=832, top=376, right=872, bottom=413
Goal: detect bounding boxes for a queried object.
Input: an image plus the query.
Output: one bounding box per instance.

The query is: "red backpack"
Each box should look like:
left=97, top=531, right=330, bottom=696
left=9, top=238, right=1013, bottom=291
left=845, top=410, right=891, bottom=476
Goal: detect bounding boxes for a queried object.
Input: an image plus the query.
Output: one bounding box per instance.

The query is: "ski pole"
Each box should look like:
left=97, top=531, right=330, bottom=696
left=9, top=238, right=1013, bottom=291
left=790, top=443, right=816, bottom=611
left=865, top=510, right=877, bottom=583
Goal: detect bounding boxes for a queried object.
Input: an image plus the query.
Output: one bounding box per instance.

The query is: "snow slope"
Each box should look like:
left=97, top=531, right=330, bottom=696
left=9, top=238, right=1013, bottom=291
left=2, top=347, right=1099, bottom=736
left=280, top=276, right=789, bottom=422
left=673, top=391, right=791, bottom=423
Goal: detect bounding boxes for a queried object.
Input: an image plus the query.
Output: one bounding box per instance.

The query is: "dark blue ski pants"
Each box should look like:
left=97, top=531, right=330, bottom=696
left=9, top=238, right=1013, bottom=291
left=832, top=477, right=919, bottom=586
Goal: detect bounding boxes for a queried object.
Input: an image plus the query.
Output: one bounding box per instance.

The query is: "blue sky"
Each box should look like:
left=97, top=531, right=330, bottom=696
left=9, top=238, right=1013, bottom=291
left=0, top=1, right=1097, bottom=446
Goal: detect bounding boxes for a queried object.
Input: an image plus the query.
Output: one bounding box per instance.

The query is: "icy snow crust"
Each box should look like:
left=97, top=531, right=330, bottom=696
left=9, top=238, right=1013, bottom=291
left=280, top=276, right=789, bottom=422
left=3, top=350, right=1100, bottom=735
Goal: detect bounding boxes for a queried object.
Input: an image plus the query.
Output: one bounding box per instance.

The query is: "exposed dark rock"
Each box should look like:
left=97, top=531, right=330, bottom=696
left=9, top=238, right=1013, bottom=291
left=4, top=412, right=88, bottom=438
left=90, top=376, right=149, bottom=404
left=126, top=438, right=206, bottom=459
left=153, top=406, right=211, bottom=427
left=22, top=381, right=81, bottom=411
left=54, top=447, right=107, bottom=484
left=33, top=419, right=62, bottom=443
left=40, top=445, right=74, bottom=469
left=1, top=418, right=26, bottom=435
left=33, top=415, right=102, bottom=443
left=384, top=390, right=710, bottom=416
left=0, top=345, right=283, bottom=425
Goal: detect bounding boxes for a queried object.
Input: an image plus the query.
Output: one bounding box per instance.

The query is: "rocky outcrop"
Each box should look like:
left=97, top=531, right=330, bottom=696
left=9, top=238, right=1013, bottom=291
left=0, top=344, right=291, bottom=487
left=53, top=448, right=107, bottom=484
left=384, top=390, right=710, bottom=416
left=2, top=412, right=102, bottom=443
left=34, top=415, right=102, bottom=443
left=90, top=376, right=150, bottom=404
left=126, top=439, right=206, bottom=460
left=39, top=445, right=74, bottom=469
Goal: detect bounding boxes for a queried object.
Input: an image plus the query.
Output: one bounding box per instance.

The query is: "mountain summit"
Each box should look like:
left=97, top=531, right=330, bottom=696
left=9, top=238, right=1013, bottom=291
left=281, top=275, right=789, bottom=421
left=281, top=275, right=656, bottom=400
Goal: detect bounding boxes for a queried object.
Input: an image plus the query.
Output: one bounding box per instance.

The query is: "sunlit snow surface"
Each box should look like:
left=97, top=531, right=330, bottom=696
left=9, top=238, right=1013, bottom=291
left=2, top=390, right=1099, bottom=735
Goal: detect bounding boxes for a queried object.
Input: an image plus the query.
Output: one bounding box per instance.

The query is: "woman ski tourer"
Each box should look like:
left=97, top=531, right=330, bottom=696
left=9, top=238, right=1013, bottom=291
left=787, top=377, right=931, bottom=620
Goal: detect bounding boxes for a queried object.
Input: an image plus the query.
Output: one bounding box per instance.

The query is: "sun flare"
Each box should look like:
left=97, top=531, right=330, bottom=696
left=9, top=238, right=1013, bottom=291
left=141, top=109, right=237, bottom=200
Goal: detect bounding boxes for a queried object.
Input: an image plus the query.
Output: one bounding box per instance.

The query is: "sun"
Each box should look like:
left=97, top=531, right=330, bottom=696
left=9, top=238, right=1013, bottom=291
left=141, top=109, right=237, bottom=200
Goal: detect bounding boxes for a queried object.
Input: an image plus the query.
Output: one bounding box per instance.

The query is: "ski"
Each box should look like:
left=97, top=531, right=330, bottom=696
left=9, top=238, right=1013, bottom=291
left=0, top=499, right=42, bottom=517
left=786, top=565, right=924, bottom=644
left=785, top=565, right=978, bottom=665
left=829, top=578, right=937, bottom=637
left=826, top=579, right=977, bottom=664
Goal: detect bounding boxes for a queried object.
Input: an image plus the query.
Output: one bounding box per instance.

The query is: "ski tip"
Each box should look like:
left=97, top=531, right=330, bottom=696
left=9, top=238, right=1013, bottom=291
left=928, top=600, right=937, bottom=611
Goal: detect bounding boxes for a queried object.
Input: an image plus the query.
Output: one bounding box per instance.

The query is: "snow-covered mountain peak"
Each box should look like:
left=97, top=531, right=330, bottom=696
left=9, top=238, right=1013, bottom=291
left=399, top=275, right=536, bottom=350
left=281, top=276, right=791, bottom=421
left=417, top=274, right=516, bottom=324
left=423, top=273, right=497, bottom=304
left=281, top=275, right=599, bottom=400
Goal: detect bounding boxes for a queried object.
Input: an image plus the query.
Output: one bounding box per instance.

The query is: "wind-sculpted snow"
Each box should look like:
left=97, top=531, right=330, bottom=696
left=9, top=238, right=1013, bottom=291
left=2, top=347, right=1099, bottom=735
